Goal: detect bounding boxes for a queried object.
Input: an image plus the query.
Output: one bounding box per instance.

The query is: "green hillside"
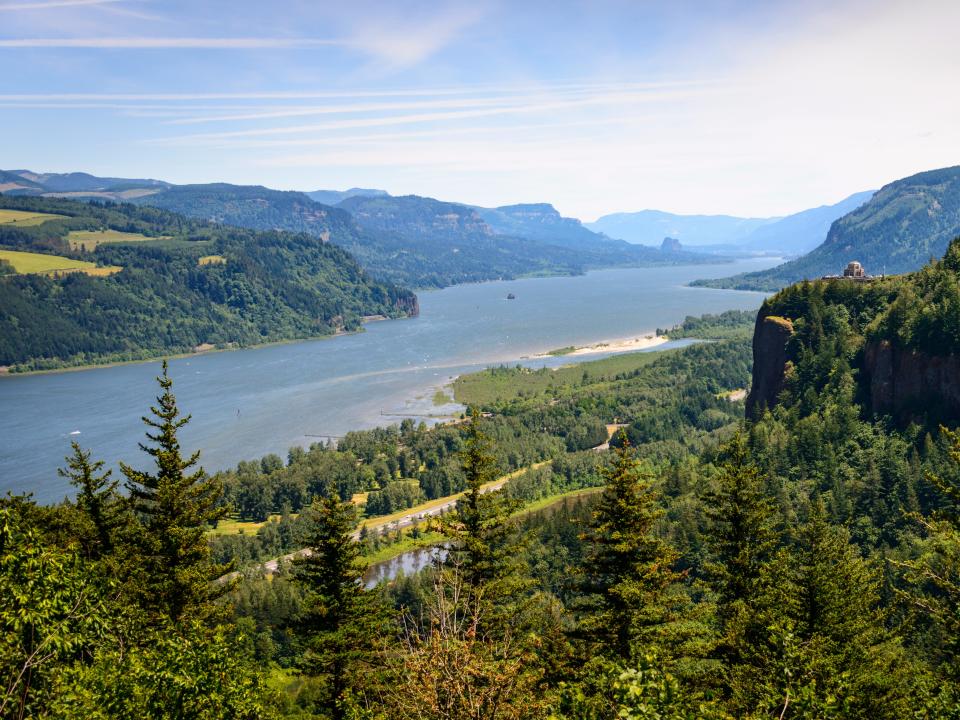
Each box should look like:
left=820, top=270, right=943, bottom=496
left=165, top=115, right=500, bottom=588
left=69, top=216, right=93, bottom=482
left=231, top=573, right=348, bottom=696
left=0, top=195, right=417, bottom=371
left=695, top=165, right=960, bottom=290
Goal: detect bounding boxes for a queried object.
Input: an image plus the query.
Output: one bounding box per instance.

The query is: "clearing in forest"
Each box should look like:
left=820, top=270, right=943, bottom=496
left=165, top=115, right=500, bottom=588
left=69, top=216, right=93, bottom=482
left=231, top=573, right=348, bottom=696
left=67, top=229, right=164, bottom=251
left=0, top=249, right=121, bottom=276
left=0, top=208, right=67, bottom=227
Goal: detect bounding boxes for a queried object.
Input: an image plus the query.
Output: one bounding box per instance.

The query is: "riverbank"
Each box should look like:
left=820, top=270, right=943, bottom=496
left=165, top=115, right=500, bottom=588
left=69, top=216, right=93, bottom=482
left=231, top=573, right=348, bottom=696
left=534, top=334, right=668, bottom=358
left=0, top=315, right=409, bottom=378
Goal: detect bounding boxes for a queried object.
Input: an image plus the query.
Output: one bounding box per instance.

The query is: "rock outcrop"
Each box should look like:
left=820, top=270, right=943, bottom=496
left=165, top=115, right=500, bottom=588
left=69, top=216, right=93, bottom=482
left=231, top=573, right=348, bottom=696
left=394, top=293, right=420, bottom=318
left=746, top=313, right=794, bottom=419
left=863, top=340, right=960, bottom=421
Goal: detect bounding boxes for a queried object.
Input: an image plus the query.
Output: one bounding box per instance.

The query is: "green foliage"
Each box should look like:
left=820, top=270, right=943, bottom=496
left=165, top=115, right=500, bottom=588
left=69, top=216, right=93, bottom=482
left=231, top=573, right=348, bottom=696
left=660, top=309, right=757, bottom=340
left=0, top=506, right=108, bottom=719
left=47, top=620, right=275, bottom=720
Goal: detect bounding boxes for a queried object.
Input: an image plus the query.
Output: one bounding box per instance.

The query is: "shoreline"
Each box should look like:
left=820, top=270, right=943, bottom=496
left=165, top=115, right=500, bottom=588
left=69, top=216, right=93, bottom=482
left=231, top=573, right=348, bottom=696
left=532, top=334, right=669, bottom=359
left=0, top=317, right=411, bottom=379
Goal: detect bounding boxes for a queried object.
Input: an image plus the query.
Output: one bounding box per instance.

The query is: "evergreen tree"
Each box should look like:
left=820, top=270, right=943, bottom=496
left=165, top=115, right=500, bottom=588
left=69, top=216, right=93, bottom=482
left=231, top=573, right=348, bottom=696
left=58, top=442, right=123, bottom=559
left=899, top=426, right=960, bottom=679
left=736, top=500, right=915, bottom=719
left=120, top=361, right=229, bottom=622
left=293, top=495, right=384, bottom=720
left=703, top=432, right=776, bottom=615
left=577, top=434, right=682, bottom=662
left=440, top=408, right=523, bottom=600
left=702, top=431, right=778, bottom=693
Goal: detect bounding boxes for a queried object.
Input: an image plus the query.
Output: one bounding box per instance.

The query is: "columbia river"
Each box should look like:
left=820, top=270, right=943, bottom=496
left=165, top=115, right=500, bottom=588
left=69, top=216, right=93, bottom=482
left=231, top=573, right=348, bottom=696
left=0, top=258, right=778, bottom=502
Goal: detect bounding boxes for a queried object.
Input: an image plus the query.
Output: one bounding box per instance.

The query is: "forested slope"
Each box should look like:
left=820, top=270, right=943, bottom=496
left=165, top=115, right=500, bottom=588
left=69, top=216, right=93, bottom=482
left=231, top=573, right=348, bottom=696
left=0, top=195, right=417, bottom=371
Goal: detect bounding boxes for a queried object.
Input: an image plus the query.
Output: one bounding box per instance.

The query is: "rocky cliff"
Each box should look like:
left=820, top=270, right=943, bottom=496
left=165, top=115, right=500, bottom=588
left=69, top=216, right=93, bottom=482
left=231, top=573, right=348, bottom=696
left=394, top=293, right=420, bottom=318
left=746, top=313, right=794, bottom=419
left=863, top=340, right=960, bottom=421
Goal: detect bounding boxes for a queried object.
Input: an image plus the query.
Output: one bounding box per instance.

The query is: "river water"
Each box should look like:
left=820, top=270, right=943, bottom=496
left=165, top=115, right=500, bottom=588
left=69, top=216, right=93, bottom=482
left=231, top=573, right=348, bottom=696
left=0, top=258, right=777, bottom=502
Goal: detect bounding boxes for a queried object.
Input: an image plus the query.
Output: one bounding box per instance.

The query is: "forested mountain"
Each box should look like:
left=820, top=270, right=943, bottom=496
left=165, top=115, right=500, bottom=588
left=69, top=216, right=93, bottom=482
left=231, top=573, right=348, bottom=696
left=338, top=193, right=715, bottom=285
left=740, top=190, right=874, bottom=254
left=2, top=169, right=726, bottom=290
left=697, top=166, right=960, bottom=290
left=0, top=195, right=416, bottom=371
left=0, top=168, right=169, bottom=197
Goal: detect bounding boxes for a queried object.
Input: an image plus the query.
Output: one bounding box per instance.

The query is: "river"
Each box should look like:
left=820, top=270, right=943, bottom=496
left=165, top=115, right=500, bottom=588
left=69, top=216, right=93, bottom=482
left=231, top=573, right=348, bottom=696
left=0, top=257, right=777, bottom=502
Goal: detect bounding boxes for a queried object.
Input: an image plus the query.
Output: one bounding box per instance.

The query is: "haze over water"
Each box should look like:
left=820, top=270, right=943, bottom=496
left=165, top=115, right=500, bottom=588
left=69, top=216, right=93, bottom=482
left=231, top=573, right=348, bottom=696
left=0, top=258, right=777, bottom=503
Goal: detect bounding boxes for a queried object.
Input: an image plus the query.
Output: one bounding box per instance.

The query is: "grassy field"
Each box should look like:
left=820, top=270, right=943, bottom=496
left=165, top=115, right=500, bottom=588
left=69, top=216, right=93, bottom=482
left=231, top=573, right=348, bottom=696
left=0, top=209, right=67, bottom=227
left=0, top=249, right=121, bottom=276
left=66, top=229, right=162, bottom=251
left=453, top=349, right=670, bottom=407
left=198, top=254, right=227, bottom=266
left=432, top=389, right=454, bottom=406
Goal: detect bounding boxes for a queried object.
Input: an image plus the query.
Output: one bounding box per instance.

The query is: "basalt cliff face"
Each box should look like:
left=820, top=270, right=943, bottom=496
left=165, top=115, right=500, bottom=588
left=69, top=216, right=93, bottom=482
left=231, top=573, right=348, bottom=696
left=746, top=312, right=794, bottom=419
left=863, top=340, right=960, bottom=421
left=746, top=312, right=960, bottom=423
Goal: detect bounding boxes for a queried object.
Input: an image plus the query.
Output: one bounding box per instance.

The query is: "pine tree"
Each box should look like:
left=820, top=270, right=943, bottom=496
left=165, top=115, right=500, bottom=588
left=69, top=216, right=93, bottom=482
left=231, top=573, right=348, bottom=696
left=58, top=442, right=123, bottom=559
left=293, top=494, right=384, bottom=720
left=120, top=361, right=229, bottom=622
left=577, top=433, right=682, bottom=662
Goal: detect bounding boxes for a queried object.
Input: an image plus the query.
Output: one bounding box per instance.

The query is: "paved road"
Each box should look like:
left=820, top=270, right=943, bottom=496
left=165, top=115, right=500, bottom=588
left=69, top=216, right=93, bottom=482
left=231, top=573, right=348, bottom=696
left=253, top=474, right=516, bottom=576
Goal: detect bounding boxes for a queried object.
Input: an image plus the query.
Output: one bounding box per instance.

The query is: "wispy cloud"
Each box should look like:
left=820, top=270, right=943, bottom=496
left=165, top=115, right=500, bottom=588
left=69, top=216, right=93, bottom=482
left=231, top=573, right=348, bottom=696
left=0, top=81, right=706, bottom=102
left=343, top=4, right=485, bottom=70
left=0, top=0, right=125, bottom=9
left=148, top=88, right=719, bottom=145
left=0, top=36, right=343, bottom=48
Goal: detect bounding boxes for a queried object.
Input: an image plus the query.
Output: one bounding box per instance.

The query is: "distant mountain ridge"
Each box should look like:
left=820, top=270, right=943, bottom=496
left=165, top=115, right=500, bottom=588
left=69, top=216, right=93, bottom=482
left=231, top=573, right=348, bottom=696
left=336, top=194, right=714, bottom=288
left=587, top=191, right=875, bottom=257
left=306, top=187, right=389, bottom=205
left=1, top=168, right=723, bottom=289
left=587, top=209, right=777, bottom=247
left=694, top=166, right=960, bottom=291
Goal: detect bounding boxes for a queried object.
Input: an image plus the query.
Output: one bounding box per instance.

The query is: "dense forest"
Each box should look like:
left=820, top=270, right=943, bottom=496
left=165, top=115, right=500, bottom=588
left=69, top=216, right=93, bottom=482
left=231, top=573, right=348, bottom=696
left=0, top=195, right=417, bottom=371
left=4, top=245, right=960, bottom=717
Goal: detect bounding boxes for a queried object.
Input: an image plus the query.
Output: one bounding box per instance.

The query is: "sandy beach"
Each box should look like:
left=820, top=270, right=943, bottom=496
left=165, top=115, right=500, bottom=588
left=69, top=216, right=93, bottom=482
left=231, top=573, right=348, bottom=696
left=534, top=334, right=669, bottom=358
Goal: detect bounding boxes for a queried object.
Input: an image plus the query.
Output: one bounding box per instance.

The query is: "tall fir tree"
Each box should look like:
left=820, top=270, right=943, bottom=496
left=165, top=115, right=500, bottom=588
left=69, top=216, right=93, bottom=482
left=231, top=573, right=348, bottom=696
left=58, top=442, right=123, bottom=560
left=120, top=361, right=229, bottom=622
left=293, top=494, right=384, bottom=720
left=702, top=432, right=777, bottom=615
left=577, top=433, right=682, bottom=663
left=440, top=408, right=523, bottom=601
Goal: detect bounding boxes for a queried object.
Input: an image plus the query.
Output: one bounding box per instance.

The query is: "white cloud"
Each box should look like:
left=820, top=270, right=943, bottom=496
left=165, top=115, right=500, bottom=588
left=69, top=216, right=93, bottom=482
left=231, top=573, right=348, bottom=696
left=341, top=3, right=485, bottom=70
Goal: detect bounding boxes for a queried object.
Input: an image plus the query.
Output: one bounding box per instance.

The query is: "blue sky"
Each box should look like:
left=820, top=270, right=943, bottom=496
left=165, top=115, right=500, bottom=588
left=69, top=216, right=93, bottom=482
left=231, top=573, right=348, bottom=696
left=1, top=0, right=957, bottom=219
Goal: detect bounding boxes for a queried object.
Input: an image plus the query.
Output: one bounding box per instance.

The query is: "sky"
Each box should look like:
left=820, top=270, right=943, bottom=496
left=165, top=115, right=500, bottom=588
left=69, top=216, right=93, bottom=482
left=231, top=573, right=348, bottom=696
left=1, top=0, right=958, bottom=220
